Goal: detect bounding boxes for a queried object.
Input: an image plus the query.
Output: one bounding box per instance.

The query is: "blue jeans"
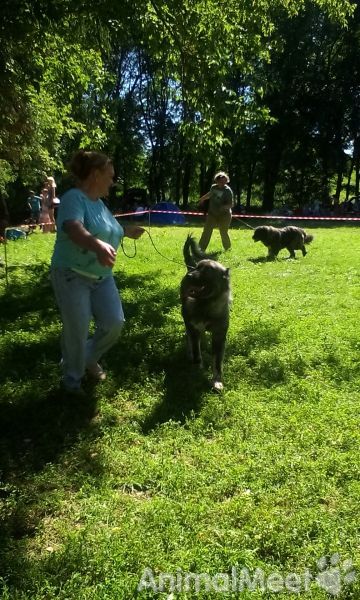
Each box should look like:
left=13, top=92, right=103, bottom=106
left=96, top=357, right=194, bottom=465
left=51, top=268, right=125, bottom=389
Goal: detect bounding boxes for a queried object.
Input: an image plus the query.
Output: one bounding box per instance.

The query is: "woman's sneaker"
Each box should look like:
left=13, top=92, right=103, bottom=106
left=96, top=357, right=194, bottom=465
left=86, top=363, right=107, bottom=381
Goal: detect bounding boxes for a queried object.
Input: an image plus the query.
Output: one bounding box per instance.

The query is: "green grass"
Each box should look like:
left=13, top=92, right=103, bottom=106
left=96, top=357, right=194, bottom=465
left=0, top=222, right=359, bottom=599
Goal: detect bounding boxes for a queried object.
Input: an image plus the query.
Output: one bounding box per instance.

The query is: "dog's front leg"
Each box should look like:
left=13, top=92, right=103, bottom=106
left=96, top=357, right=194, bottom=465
left=268, top=247, right=279, bottom=260
left=211, top=332, right=226, bottom=392
left=186, top=325, right=202, bottom=367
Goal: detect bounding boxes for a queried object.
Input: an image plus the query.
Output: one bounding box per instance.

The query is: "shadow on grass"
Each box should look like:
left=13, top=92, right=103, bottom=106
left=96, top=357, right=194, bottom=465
left=0, top=336, right=61, bottom=384
left=114, top=270, right=180, bottom=326
left=247, top=255, right=300, bottom=263
left=231, top=320, right=282, bottom=355
left=0, top=262, right=54, bottom=326
left=114, top=271, right=217, bottom=431
left=0, top=265, right=188, bottom=590
left=0, top=269, right=161, bottom=585
left=0, top=269, right=99, bottom=554
left=247, top=255, right=270, bottom=264
left=226, top=321, right=289, bottom=388
left=0, top=386, right=99, bottom=590
left=141, top=346, right=211, bottom=433
left=0, top=387, right=98, bottom=476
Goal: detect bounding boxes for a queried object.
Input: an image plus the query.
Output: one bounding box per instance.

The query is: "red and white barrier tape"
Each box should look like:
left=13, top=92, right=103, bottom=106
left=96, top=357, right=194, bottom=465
left=4, top=209, right=360, bottom=233
left=233, top=213, right=360, bottom=221
left=114, top=209, right=360, bottom=221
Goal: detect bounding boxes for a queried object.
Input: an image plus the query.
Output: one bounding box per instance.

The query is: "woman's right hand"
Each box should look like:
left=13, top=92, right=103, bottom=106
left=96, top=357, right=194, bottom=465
left=95, top=240, right=117, bottom=267
left=64, top=220, right=117, bottom=267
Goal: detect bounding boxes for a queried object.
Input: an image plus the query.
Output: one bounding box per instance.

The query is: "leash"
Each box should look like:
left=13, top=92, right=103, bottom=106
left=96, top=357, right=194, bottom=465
left=119, top=228, right=244, bottom=270
left=143, top=228, right=186, bottom=266
left=120, top=228, right=186, bottom=266
left=232, top=215, right=256, bottom=230
left=120, top=238, right=137, bottom=258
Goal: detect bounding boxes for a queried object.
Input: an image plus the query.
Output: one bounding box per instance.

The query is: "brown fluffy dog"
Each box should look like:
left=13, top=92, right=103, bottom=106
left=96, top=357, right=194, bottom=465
left=252, top=225, right=314, bottom=259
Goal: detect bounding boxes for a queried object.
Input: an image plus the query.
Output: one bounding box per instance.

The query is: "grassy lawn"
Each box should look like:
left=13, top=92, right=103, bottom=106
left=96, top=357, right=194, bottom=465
left=0, top=221, right=359, bottom=599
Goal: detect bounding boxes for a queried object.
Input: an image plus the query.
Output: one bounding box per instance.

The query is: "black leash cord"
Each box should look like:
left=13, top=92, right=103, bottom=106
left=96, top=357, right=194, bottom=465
left=144, top=229, right=242, bottom=269
left=120, top=228, right=241, bottom=269
left=232, top=215, right=255, bottom=230
left=143, top=229, right=186, bottom=266
left=120, top=238, right=137, bottom=258
left=120, top=228, right=185, bottom=266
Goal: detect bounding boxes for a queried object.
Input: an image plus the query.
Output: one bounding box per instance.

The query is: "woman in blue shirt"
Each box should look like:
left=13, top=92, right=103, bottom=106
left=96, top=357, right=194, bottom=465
left=51, top=149, right=145, bottom=394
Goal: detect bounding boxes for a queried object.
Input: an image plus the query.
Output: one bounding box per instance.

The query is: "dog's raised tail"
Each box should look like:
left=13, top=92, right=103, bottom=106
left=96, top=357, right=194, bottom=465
left=183, top=234, right=215, bottom=270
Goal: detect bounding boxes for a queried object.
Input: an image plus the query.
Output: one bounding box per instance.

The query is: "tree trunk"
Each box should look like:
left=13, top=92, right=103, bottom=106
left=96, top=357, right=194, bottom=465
left=246, top=161, right=256, bottom=211
left=262, top=127, right=283, bottom=212
left=335, top=168, right=343, bottom=202
left=182, top=153, right=192, bottom=208
left=174, top=136, right=183, bottom=205
left=354, top=137, right=360, bottom=197
left=345, top=156, right=354, bottom=201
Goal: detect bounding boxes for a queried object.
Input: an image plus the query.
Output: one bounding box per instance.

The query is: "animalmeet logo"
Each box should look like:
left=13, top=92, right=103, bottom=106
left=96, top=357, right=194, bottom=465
left=138, top=553, right=356, bottom=595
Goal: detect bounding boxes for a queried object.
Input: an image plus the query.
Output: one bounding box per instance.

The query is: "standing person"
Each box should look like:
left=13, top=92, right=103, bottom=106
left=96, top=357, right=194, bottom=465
left=40, top=182, right=53, bottom=232
left=27, top=190, right=42, bottom=225
left=0, top=196, right=9, bottom=242
left=46, top=176, right=57, bottom=227
left=198, top=171, right=233, bottom=251
left=53, top=196, right=61, bottom=222
left=50, top=149, right=145, bottom=394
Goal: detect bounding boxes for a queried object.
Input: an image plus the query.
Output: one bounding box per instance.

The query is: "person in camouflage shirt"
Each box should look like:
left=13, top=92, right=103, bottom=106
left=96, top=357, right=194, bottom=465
left=199, top=171, right=233, bottom=251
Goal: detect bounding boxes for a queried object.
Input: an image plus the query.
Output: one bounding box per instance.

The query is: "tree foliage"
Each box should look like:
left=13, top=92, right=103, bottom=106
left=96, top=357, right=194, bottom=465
left=0, top=0, right=356, bottom=211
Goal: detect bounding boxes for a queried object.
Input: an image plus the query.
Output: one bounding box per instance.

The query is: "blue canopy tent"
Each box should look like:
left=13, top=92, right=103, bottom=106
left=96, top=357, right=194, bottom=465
left=150, top=202, right=186, bottom=224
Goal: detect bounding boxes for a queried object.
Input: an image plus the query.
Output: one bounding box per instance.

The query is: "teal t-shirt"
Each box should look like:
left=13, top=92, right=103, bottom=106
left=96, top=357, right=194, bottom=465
left=28, top=195, right=41, bottom=213
left=51, top=188, right=124, bottom=278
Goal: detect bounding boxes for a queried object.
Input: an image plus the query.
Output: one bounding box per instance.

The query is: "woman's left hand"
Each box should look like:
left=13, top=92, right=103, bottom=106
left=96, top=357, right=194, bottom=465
left=124, top=225, right=146, bottom=240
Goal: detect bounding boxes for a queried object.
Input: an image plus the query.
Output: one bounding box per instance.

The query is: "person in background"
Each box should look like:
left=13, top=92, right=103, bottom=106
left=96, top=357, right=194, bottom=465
left=198, top=171, right=234, bottom=251
left=50, top=149, right=145, bottom=395
left=46, top=176, right=57, bottom=226
left=53, top=195, right=61, bottom=222
left=40, top=182, right=53, bottom=232
left=0, top=196, right=9, bottom=242
left=27, top=190, right=42, bottom=225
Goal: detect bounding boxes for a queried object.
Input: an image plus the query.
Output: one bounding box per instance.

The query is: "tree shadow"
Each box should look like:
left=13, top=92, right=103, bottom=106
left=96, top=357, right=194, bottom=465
left=0, top=371, right=101, bottom=580
left=0, top=336, right=60, bottom=384
left=116, top=270, right=180, bottom=326
left=114, top=271, right=217, bottom=432
left=231, top=321, right=282, bottom=355
left=226, top=320, right=289, bottom=388
left=0, top=268, right=100, bottom=552
left=0, top=386, right=98, bottom=478
left=0, top=262, right=56, bottom=325
left=141, top=345, right=211, bottom=434
left=0, top=267, right=179, bottom=467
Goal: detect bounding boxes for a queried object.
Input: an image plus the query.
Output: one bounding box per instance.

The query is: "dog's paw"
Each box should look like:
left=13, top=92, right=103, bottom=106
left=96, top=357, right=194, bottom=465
left=212, top=380, right=224, bottom=393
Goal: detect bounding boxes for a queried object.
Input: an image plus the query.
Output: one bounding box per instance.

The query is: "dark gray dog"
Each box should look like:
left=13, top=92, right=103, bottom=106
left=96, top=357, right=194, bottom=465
left=252, top=225, right=314, bottom=259
left=180, top=235, right=231, bottom=392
